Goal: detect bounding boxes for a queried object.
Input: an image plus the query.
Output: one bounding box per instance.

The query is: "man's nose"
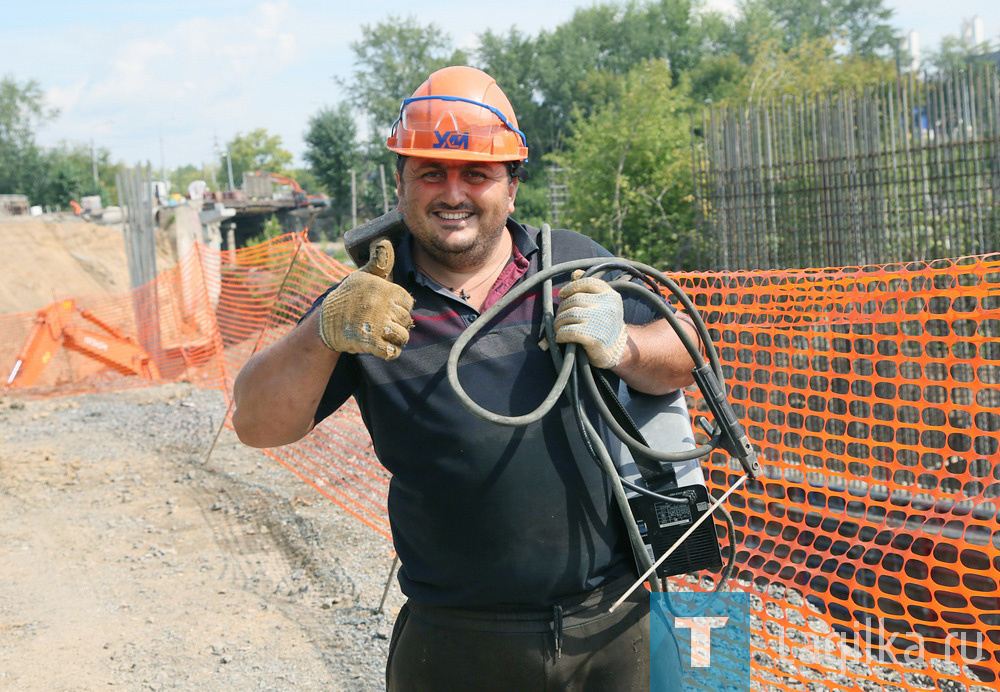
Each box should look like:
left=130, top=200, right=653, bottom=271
left=438, top=171, right=467, bottom=206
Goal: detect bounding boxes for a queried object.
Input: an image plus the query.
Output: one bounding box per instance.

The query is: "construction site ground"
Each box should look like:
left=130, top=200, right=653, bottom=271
left=0, top=216, right=397, bottom=690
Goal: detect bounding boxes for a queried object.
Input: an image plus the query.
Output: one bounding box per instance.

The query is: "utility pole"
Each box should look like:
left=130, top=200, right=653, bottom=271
left=159, top=136, right=166, bottom=188
left=213, top=135, right=236, bottom=192
left=225, top=152, right=235, bottom=192
left=350, top=169, right=357, bottom=228
left=90, top=139, right=98, bottom=186
left=379, top=164, right=388, bottom=214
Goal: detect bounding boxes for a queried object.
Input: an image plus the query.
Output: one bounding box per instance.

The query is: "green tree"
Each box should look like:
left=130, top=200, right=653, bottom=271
left=926, top=34, right=997, bottom=73
left=0, top=76, right=130, bottom=208
left=0, top=75, right=57, bottom=199
left=304, top=103, right=359, bottom=226
left=347, top=16, right=466, bottom=137
left=38, top=150, right=96, bottom=206
left=169, top=164, right=208, bottom=196
left=554, top=60, right=701, bottom=269
left=739, top=0, right=900, bottom=57
left=475, top=1, right=723, bottom=227
left=478, top=0, right=710, bottom=163
left=475, top=27, right=542, bottom=153
left=683, top=53, right=749, bottom=105
left=224, top=128, right=293, bottom=188
left=722, top=33, right=895, bottom=104
left=29, top=141, right=119, bottom=208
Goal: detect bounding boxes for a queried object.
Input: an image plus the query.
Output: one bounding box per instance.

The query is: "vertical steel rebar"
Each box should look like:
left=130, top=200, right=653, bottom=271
left=691, top=66, right=998, bottom=269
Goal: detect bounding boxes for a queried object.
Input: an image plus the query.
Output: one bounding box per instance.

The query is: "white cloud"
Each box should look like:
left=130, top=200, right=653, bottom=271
left=89, top=2, right=300, bottom=106
left=27, top=1, right=323, bottom=165
left=90, top=39, right=174, bottom=105
left=45, top=79, right=89, bottom=115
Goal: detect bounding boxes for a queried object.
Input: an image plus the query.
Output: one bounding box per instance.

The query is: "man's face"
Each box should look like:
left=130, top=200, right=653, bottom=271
left=396, top=157, right=518, bottom=270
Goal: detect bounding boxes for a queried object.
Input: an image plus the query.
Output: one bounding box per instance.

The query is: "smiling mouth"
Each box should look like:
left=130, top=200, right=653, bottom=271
left=434, top=211, right=474, bottom=221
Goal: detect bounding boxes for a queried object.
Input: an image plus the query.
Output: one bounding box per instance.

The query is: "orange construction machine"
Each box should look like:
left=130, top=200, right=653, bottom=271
left=254, top=170, right=330, bottom=208
left=5, top=299, right=160, bottom=389
left=254, top=170, right=309, bottom=207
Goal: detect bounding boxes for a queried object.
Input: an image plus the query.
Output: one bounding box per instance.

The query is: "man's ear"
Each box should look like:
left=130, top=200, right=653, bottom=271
left=507, top=178, right=519, bottom=214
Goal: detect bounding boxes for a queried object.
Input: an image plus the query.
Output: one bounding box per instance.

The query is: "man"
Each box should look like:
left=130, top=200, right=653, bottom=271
left=233, top=65, right=694, bottom=690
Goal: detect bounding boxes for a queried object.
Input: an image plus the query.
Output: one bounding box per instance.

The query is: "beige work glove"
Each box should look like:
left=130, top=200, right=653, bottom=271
left=318, top=239, right=414, bottom=360
left=554, top=270, right=627, bottom=369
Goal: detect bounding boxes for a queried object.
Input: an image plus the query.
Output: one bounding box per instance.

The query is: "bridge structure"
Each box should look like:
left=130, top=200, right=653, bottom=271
left=198, top=187, right=327, bottom=248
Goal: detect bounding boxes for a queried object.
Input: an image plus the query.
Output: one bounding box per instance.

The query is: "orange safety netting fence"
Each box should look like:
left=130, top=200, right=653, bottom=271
left=2, top=232, right=997, bottom=692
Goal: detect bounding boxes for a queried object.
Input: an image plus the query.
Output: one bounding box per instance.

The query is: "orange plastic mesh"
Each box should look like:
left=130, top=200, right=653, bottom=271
left=681, top=255, right=1000, bottom=691
left=2, top=234, right=997, bottom=690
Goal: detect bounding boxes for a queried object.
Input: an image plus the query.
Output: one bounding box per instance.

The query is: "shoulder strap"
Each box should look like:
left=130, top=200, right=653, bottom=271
left=594, top=371, right=677, bottom=486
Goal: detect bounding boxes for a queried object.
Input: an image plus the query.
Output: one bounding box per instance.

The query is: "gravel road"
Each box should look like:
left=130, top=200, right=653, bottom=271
left=0, top=381, right=401, bottom=691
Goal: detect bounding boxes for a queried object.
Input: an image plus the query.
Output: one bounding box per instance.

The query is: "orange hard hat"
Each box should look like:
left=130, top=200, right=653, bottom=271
left=387, top=65, right=528, bottom=163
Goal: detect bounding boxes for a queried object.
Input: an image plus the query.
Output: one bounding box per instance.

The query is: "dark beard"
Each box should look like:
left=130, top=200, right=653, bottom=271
left=419, top=217, right=508, bottom=271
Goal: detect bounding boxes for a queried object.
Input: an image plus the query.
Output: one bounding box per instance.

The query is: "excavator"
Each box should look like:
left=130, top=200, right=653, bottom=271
left=254, top=170, right=330, bottom=208
left=5, top=299, right=160, bottom=389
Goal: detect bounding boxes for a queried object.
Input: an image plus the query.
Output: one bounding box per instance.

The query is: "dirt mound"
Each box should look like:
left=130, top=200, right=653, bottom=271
left=0, top=214, right=177, bottom=316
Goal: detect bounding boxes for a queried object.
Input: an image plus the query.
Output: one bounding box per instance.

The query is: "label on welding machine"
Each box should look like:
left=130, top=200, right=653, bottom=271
left=655, top=495, right=694, bottom=528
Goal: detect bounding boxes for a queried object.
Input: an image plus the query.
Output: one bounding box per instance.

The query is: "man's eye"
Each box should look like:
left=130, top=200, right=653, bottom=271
left=464, top=171, right=486, bottom=182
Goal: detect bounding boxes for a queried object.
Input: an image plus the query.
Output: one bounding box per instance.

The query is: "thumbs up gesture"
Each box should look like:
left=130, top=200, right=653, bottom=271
left=318, top=239, right=415, bottom=360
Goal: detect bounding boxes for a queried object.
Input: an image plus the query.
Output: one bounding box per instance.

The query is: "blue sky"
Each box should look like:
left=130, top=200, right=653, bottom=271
left=2, top=1, right=996, bottom=174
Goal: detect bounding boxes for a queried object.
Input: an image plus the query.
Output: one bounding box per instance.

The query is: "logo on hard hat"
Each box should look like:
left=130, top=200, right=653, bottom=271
left=433, top=131, right=470, bottom=150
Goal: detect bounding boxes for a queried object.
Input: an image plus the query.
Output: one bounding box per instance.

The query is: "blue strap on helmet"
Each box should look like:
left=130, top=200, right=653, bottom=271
left=390, top=95, right=528, bottom=151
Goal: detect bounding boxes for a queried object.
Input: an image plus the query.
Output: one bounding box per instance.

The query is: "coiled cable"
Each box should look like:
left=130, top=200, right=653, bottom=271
left=445, top=223, right=742, bottom=610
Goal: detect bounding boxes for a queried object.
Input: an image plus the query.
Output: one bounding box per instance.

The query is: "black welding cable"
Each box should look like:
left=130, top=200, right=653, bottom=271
left=568, top=367, right=666, bottom=592
left=446, top=260, right=720, bottom=468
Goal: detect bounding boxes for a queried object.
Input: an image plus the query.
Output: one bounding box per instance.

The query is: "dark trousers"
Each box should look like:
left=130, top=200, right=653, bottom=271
left=385, top=576, right=682, bottom=691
